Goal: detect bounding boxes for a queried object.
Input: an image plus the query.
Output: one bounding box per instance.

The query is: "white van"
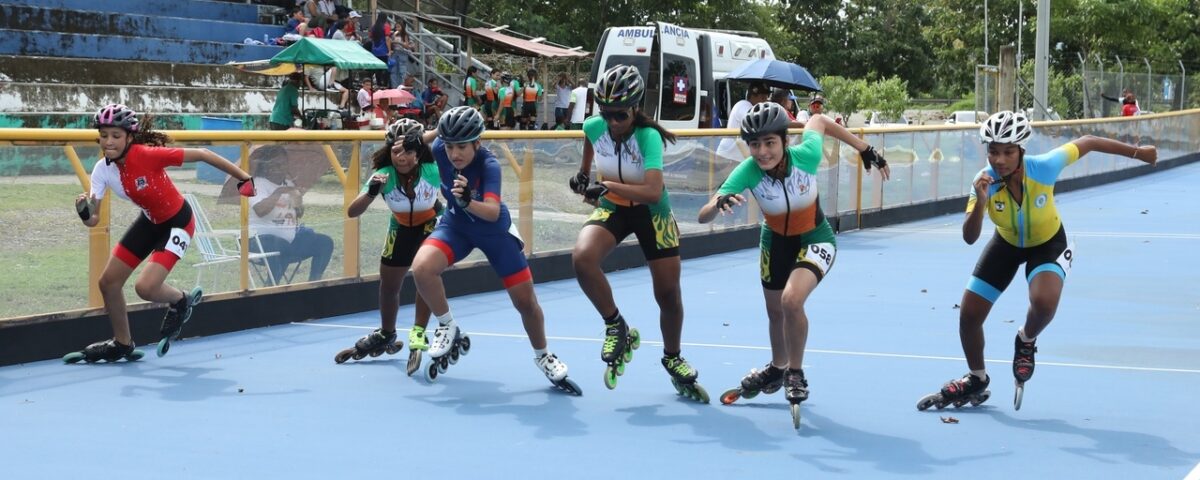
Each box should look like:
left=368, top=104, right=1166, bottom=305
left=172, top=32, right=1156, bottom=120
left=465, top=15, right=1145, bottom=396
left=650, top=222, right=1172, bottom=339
left=590, top=22, right=775, bottom=130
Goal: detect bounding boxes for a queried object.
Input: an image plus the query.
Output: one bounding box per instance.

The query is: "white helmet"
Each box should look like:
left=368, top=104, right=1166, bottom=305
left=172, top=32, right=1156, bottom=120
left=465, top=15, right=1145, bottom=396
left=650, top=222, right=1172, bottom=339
left=979, top=110, right=1031, bottom=147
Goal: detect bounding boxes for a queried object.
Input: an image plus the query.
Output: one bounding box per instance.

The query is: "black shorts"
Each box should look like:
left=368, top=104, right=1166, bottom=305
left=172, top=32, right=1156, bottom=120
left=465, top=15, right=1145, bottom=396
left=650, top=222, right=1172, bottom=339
left=968, top=226, right=1071, bottom=303
left=113, top=201, right=196, bottom=271
left=521, top=103, right=537, bottom=118
left=759, top=222, right=837, bottom=290
left=380, top=217, right=437, bottom=267
left=584, top=202, right=679, bottom=261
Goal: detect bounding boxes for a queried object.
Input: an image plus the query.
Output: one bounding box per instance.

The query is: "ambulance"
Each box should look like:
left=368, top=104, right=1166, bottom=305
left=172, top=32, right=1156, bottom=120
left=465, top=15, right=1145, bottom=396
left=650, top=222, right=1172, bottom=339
left=590, top=22, right=775, bottom=130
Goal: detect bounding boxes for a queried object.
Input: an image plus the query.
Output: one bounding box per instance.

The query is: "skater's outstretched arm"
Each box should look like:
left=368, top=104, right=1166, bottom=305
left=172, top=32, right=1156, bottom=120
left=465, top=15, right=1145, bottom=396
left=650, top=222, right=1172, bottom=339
left=805, top=115, right=891, bottom=181
left=1071, top=135, right=1157, bottom=165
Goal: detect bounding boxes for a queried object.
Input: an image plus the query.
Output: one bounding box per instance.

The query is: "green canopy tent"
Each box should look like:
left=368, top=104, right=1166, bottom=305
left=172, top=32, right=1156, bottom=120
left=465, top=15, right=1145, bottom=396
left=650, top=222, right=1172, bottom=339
left=270, top=37, right=388, bottom=70
left=268, top=37, right=388, bottom=122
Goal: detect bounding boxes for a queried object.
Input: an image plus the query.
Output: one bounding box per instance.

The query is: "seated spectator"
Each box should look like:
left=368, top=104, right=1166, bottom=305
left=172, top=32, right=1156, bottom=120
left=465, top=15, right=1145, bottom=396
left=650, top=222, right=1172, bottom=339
left=303, top=18, right=324, bottom=38
left=341, top=10, right=361, bottom=41
left=248, top=152, right=334, bottom=285
left=284, top=7, right=305, bottom=35
left=423, top=78, right=448, bottom=122
left=357, top=77, right=374, bottom=114
left=306, top=67, right=350, bottom=109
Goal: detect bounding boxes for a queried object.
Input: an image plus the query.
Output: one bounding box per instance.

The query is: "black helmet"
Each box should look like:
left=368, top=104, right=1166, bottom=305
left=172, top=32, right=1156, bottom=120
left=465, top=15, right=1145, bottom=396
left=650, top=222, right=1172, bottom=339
left=740, top=102, right=790, bottom=142
left=437, top=106, right=485, bottom=143
left=595, top=64, right=644, bottom=108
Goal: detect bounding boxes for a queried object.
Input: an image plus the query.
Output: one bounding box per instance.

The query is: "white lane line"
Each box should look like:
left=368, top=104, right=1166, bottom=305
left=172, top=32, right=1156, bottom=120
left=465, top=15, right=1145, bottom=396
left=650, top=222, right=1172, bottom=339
left=292, top=322, right=1200, bottom=374
left=866, top=228, right=1200, bottom=240
left=1183, top=461, right=1200, bottom=480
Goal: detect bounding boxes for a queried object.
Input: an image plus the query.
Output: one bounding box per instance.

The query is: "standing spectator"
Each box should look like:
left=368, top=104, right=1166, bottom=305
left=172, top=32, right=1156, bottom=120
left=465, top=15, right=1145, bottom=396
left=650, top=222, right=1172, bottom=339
left=248, top=152, right=334, bottom=285
left=484, top=69, right=500, bottom=128
left=520, top=68, right=543, bottom=130
left=567, top=78, right=588, bottom=130
left=368, top=14, right=392, bottom=87
left=391, top=21, right=414, bottom=90
left=553, top=72, right=572, bottom=130
left=796, top=94, right=828, bottom=124
left=1101, top=88, right=1140, bottom=117
left=357, top=78, right=374, bottom=115
left=770, top=88, right=797, bottom=121
left=462, top=66, right=482, bottom=108
left=717, top=82, right=770, bottom=159
left=496, top=73, right=516, bottom=130
left=269, top=73, right=304, bottom=130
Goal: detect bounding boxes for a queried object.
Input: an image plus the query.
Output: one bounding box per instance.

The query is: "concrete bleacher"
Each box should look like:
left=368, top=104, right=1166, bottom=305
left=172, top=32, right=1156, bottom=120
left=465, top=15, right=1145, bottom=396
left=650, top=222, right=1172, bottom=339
left=0, top=0, right=345, bottom=129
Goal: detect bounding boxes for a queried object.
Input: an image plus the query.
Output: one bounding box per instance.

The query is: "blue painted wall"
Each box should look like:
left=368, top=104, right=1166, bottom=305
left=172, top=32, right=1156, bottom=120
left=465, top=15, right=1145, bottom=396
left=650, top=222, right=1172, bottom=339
left=1, top=5, right=281, bottom=44
left=0, top=29, right=282, bottom=64
left=3, top=0, right=259, bottom=23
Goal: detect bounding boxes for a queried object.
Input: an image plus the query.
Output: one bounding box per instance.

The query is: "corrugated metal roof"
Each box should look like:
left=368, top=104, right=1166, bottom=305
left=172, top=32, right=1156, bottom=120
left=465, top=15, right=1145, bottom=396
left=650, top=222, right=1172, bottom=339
left=417, top=15, right=589, bottom=59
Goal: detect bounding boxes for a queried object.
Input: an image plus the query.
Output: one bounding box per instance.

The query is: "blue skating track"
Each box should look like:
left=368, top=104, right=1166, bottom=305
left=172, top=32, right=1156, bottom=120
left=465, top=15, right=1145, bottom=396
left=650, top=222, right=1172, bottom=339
left=3, top=163, right=1198, bottom=479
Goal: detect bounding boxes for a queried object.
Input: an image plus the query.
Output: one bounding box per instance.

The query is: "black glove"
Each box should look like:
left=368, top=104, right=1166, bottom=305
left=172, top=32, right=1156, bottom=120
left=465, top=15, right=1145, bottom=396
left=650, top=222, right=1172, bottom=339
left=860, top=146, right=887, bottom=171
left=455, top=182, right=473, bottom=209
left=402, top=132, right=423, bottom=154
left=568, top=170, right=590, bottom=195
left=583, top=182, right=608, bottom=203
left=715, top=193, right=736, bottom=212
left=76, top=198, right=92, bottom=221
left=366, top=178, right=383, bottom=197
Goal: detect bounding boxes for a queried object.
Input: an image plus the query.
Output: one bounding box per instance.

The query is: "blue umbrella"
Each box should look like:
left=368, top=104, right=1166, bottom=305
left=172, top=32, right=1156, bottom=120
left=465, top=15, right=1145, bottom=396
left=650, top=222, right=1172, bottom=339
left=726, top=59, right=821, bottom=92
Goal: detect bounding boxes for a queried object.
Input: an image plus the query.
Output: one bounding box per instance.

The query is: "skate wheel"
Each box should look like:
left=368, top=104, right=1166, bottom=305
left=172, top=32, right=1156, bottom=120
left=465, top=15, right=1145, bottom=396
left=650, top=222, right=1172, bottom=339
left=63, top=352, right=85, bottom=364
left=334, top=348, right=355, bottom=364
left=603, top=367, right=618, bottom=390
left=437, top=356, right=448, bottom=373
left=368, top=349, right=384, bottom=358
left=459, top=336, right=471, bottom=354
left=353, top=351, right=367, bottom=361
left=406, top=350, right=422, bottom=377
left=425, top=362, right=439, bottom=382
left=449, top=346, right=460, bottom=364
left=691, top=383, right=710, bottom=404
left=386, top=342, right=402, bottom=355
left=622, top=347, right=633, bottom=364
left=790, top=403, right=802, bottom=430
left=743, top=389, right=760, bottom=400
left=671, top=378, right=685, bottom=396
left=1014, top=384, right=1024, bottom=411
left=720, top=388, right=741, bottom=405
left=916, top=393, right=939, bottom=411
left=126, top=350, right=145, bottom=361
left=156, top=338, right=171, bottom=358
left=615, top=360, right=626, bottom=376
left=628, top=328, right=641, bottom=350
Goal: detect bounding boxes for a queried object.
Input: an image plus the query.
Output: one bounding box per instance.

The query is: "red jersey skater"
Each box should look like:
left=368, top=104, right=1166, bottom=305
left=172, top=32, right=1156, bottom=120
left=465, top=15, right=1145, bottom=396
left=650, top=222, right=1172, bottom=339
left=64, top=104, right=256, bottom=363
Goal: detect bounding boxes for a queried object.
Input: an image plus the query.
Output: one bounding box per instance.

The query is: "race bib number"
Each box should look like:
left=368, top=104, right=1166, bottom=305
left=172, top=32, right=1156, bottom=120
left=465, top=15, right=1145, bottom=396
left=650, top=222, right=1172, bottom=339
left=801, top=242, right=836, bottom=276
left=1056, top=241, right=1075, bottom=277
left=164, top=228, right=191, bottom=258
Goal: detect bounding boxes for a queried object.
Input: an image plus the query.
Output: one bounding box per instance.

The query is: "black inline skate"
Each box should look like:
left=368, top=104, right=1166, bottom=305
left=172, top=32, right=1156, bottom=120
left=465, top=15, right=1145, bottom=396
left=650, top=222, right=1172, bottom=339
left=720, top=363, right=784, bottom=405
left=663, top=354, right=709, bottom=403
left=916, top=372, right=991, bottom=411
left=334, top=328, right=404, bottom=363
left=156, top=286, right=203, bottom=357
left=63, top=339, right=143, bottom=364
left=600, top=320, right=640, bottom=389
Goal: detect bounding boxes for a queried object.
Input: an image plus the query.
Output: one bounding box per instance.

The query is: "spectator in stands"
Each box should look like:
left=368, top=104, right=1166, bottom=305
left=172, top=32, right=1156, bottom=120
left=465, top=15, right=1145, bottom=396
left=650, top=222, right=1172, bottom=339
left=357, top=78, right=374, bottom=115
left=390, top=21, right=414, bottom=91
left=567, top=78, right=589, bottom=130
left=248, top=150, right=334, bottom=285
left=368, top=14, right=392, bottom=87
left=423, top=78, right=448, bottom=123
left=554, top=72, right=572, bottom=130
left=340, top=10, right=361, bottom=42
left=304, top=0, right=335, bottom=24
left=285, top=7, right=305, bottom=35
left=269, top=73, right=304, bottom=130
left=307, top=67, right=350, bottom=110
left=303, top=18, right=325, bottom=38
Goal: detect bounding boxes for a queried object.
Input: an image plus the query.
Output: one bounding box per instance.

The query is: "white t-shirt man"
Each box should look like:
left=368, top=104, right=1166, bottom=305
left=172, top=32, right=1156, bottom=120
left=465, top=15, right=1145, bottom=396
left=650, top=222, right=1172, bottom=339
left=568, top=86, right=589, bottom=125
left=717, top=99, right=755, bottom=160
left=250, top=177, right=299, bottom=243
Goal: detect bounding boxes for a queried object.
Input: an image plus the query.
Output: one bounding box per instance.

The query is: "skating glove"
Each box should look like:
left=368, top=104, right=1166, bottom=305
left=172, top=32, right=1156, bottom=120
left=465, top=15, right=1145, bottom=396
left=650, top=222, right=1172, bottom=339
left=715, top=193, right=737, bottom=212
left=583, top=182, right=608, bottom=203
left=76, top=198, right=92, bottom=221
left=366, top=177, right=383, bottom=197
left=455, top=183, right=473, bottom=209
left=859, top=146, right=887, bottom=171
left=237, top=177, right=257, bottom=197
left=569, top=170, right=590, bottom=194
